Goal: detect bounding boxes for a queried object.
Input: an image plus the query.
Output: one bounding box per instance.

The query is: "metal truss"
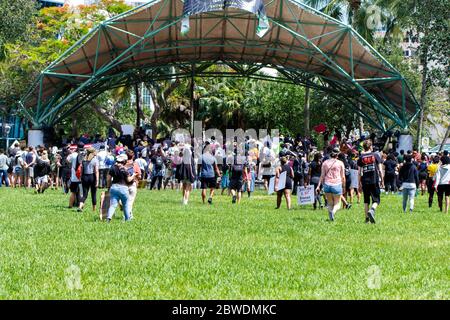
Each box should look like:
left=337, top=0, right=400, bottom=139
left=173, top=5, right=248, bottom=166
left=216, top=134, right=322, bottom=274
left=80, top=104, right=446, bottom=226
left=19, top=0, right=420, bottom=132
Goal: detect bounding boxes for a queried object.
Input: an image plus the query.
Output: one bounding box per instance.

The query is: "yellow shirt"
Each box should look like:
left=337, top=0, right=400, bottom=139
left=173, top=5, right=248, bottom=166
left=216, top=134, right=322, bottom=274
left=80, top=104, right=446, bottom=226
left=428, top=164, right=439, bottom=178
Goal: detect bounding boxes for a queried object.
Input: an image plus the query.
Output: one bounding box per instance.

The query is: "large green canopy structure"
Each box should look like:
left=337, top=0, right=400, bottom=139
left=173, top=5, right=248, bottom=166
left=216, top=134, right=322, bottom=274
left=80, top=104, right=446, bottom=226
left=19, top=0, right=420, bottom=132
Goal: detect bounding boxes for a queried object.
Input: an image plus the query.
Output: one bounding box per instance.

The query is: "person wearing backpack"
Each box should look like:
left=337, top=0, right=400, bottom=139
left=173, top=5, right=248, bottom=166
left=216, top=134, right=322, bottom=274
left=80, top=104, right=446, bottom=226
left=67, top=143, right=85, bottom=209
left=228, top=154, right=247, bottom=204
left=150, top=147, right=166, bottom=190
left=78, top=147, right=99, bottom=212
left=357, top=140, right=383, bottom=224
left=292, top=153, right=306, bottom=196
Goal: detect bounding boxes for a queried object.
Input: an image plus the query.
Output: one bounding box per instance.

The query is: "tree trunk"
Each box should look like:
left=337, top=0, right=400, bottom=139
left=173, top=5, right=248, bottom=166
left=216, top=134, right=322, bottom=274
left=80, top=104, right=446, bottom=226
left=304, top=86, right=311, bottom=137
left=417, top=49, right=428, bottom=152
left=90, top=102, right=123, bottom=134
left=135, top=83, right=141, bottom=129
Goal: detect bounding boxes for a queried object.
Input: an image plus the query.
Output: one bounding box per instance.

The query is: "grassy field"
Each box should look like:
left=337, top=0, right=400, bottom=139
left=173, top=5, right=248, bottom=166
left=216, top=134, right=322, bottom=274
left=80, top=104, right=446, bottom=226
left=0, top=187, right=448, bottom=300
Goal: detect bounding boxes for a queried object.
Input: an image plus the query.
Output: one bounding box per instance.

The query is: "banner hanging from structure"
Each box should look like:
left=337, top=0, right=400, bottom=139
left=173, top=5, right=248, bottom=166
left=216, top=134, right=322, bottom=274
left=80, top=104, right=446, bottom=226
left=181, top=0, right=269, bottom=37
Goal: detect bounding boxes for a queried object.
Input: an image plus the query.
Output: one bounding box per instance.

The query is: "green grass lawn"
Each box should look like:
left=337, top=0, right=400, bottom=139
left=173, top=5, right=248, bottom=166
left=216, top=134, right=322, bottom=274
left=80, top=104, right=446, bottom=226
left=0, top=187, right=448, bottom=300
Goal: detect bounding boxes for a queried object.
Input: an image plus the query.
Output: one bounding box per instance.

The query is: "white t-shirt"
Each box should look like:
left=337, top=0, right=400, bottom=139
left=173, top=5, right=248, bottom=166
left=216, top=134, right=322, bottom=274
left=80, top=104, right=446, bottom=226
left=0, top=154, right=9, bottom=170
left=96, top=150, right=107, bottom=170
left=68, top=152, right=80, bottom=182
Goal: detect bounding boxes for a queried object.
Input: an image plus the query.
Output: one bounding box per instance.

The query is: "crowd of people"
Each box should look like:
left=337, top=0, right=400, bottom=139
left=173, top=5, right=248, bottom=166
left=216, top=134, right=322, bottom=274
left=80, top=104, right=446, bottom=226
left=0, top=129, right=449, bottom=223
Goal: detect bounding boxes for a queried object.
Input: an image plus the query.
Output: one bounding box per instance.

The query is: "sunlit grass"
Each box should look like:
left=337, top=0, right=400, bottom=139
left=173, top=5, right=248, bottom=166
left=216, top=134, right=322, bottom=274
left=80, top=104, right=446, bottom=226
left=0, top=187, right=448, bottom=299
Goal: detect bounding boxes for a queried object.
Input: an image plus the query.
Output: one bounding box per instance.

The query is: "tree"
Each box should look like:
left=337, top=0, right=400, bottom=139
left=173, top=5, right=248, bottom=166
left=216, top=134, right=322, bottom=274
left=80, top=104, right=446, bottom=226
left=0, top=0, right=38, bottom=58
left=378, top=0, right=450, bottom=149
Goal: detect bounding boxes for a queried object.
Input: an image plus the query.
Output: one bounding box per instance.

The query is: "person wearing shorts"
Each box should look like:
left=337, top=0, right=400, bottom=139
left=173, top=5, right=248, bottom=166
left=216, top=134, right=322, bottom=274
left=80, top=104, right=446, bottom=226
left=316, top=147, right=346, bottom=221
left=434, top=156, right=450, bottom=214
left=198, top=144, right=221, bottom=204
left=357, top=140, right=383, bottom=224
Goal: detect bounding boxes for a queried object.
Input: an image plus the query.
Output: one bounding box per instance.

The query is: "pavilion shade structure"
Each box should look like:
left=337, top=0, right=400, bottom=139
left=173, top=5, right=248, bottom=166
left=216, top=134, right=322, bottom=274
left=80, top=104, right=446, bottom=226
left=20, top=0, right=420, bottom=131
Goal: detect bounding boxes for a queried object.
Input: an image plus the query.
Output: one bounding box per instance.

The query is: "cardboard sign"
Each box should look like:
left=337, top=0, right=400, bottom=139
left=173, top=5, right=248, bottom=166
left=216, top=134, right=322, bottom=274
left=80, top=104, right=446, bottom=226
left=297, top=185, right=315, bottom=205
left=268, top=171, right=286, bottom=195
left=350, top=169, right=359, bottom=189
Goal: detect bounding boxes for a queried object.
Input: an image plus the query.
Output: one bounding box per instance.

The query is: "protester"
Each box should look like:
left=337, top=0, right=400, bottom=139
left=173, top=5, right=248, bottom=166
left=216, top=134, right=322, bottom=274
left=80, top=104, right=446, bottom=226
left=34, top=150, right=51, bottom=194
left=97, top=145, right=109, bottom=188
left=0, top=149, right=10, bottom=187
left=308, top=152, right=323, bottom=210
left=198, top=144, right=221, bottom=204
left=260, top=141, right=276, bottom=191
left=358, top=140, right=382, bottom=224
left=434, top=156, right=450, bottom=214
left=150, top=146, right=166, bottom=190
left=427, top=156, right=440, bottom=208
left=106, top=154, right=135, bottom=222
left=316, top=147, right=346, bottom=221
left=177, top=146, right=196, bottom=205
left=78, top=147, right=99, bottom=212
left=125, top=149, right=141, bottom=218
left=399, top=155, right=419, bottom=213
left=383, top=153, right=398, bottom=194
left=417, top=155, right=428, bottom=196
left=67, top=143, right=84, bottom=208
left=228, top=154, right=247, bottom=204
left=275, top=156, right=294, bottom=210
left=25, top=146, right=37, bottom=188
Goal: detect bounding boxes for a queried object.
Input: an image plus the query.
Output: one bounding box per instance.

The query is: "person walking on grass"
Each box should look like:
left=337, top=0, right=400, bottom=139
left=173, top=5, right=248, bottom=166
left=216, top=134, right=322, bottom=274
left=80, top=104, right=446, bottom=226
left=228, top=154, right=247, bottom=204
left=399, top=155, right=419, bottom=213
left=178, top=146, right=196, bottom=205
left=34, top=150, right=51, bottom=194
left=417, top=155, right=428, bottom=196
left=338, top=153, right=352, bottom=210
left=383, top=153, right=398, bottom=195
left=275, top=156, right=295, bottom=210
left=308, top=152, right=323, bottom=210
left=125, top=149, right=141, bottom=218
left=78, top=147, right=99, bottom=212
left=0, top=149, right=10, bottom=187
left=106, top=154, right=135, bottom=222
left=357, top=140, right=383, bottom=224
left=427, top=156, right=440, bottom=208
left=198, top=144, right=221, bottom=204
left=434, top=156, right=450, bottom=214
left=316, top=147, right=346, bottom=221
left=67, top=143, right=84, bottom=209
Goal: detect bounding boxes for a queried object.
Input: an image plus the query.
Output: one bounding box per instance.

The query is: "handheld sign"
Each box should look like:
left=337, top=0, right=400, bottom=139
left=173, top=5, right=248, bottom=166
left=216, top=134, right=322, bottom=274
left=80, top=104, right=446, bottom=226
left=350, top=169, right=359, bottom=189
left=268, top=171, right=286, bottom=195
left=297, top=185, right=315, bottom=205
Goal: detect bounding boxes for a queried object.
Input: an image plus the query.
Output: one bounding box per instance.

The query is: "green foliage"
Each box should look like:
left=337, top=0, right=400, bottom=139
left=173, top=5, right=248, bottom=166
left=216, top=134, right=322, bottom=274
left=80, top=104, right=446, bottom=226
left=0, top=0, right=38, bottom=57
left=0, top=188, right=448, bottom=299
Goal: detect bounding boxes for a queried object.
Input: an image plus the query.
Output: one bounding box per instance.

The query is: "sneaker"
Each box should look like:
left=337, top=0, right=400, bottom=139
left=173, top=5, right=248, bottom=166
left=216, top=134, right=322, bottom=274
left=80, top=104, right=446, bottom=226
left=232, top=196, right=237, bottom=204
left=328, top=211, right=335, bottom=221
left=368, top=209, right=376, bottom=224
left=77, top=208, right=83, bottom=213
left=106, top=218, right=111, bottom=223
left=365, top=217, right=370, bottom=224
left=346, top=203, right=352, bottom=210
left=208, top=197, right=212, bottom=205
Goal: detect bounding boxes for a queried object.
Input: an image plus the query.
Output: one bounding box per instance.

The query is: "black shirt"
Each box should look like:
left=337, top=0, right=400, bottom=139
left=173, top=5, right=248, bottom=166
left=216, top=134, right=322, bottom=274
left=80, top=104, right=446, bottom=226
left=109, top=165, right=129, bottom=185
left=384, top=159, right=397, bottom=175
left=357, top=152, right=382, bottom=185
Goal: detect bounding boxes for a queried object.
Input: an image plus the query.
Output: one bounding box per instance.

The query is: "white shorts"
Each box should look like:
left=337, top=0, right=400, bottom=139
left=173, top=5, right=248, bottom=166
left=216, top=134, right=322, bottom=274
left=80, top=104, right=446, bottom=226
left=36, top=175, right=48, bottom=185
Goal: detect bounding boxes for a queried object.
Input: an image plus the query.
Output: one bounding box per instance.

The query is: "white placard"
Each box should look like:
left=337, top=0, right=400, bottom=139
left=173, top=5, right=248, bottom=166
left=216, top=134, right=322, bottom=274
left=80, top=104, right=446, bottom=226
left=268, top=171, right=286, bottom=195
left=268, top=176, right=275, bottom=195
left=397, top=134, right=413, bottom=153
left=297, top=185, right=315, bottom=205
left=278, top=171, right=286, bottom=191
left=350, top=169, right=359, bottom=189
left=121, top=124, right=135, bottom=136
